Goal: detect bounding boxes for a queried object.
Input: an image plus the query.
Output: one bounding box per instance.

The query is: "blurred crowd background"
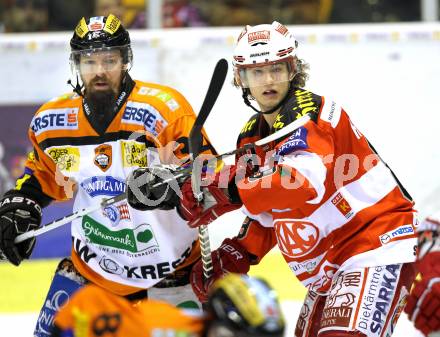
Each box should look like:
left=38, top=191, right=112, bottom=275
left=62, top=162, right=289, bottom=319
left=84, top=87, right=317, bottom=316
left=0, top=0, right=434, bottom=33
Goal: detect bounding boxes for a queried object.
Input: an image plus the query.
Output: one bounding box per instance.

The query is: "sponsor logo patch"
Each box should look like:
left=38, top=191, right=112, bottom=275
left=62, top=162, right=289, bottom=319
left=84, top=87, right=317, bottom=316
left=31, top=108, right=79, bottom=135
left=156, top=92, right=172, bottom=102
left=356, top=264, right=401, bottom=336
left=275, top=23, right=289, bottom=36
left=46, top=146, right=80, bottom=172
left=94, top=144, right=112, bottom=172
left=305, top=261, right=340, bottom=293
left=295, top=291, right=318, bottom=337
left=74, top=17, right=88, bottom=38
left=250, top=51, right=270, bottom=58
left=81, top=176, right=126, bottom=197
left=274, top=219, right=320, bottom=258
left=138, top=87, right=160, bottom=96
left=379, top=224, right=414, bottom=245
left=137, top=88, right=180, bottom=111
left=35, top=273, right=83, bottom=336
left=320, top=271, right=362, bottom=329
left=289, top=252, right=326, bottom=275
left=103, top=203, right=131, bottom=226
left=74, top=237, right=197, bottom=280
left=103, top=14, right=121, bottom=35
left=390, top=290, right=408, bottom=334
left=82, top=215, right=158, bottom=253
left=331, top=192, right=354, bottom=219
left=121, top=101, right=168, bottom=136
left=277, top=127, right=308, bottom=156
left=88, top=16, right=105, bottom=31
left=165, top=98, right=179, bottom=111
left=121, top=140, right=148, bottom=167
left=248, top=30, right=270, bottom=44
left=99, top=256, right=124, bottom=275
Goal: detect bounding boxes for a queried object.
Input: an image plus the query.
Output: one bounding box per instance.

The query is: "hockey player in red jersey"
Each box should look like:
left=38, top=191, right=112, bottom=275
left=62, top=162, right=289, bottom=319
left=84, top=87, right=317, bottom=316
left=405, top=213, right=440, bottom=336
left=51, top=273, right=285, bottom=337
left=0, top=14, right=215, bottom=337
left=128, top=21, right=419, bottom=337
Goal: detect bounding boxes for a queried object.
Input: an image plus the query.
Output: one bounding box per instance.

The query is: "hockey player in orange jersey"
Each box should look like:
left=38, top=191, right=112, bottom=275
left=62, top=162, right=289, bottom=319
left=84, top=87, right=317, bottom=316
left=0, top=14, right=215, bottom=337
left=127, top=22, right=419, bottom=337
left=405, top=213, right=440, bottom=336
left=51, top=273, right=285, bottom=337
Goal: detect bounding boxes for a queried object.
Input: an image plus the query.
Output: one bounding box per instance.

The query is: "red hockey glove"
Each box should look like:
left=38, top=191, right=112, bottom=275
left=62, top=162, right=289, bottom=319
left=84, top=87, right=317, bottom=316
left=405, top=229, right=440, bottom=336
left=178, top=165, right=242, bottom=228
left=190, top=238, right=251, bottom=303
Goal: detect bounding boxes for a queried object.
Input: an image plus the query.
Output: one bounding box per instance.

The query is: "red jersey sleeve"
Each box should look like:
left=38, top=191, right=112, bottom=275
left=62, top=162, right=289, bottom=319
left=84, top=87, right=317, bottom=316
left=237, top=121, right=334, bottom=215
left=236, top=217, right=277, bottom=263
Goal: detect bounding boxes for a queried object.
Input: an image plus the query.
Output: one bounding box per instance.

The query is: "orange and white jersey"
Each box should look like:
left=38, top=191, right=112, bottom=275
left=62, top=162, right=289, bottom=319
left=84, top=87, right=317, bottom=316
left=15, top=78, right=214, bottom=295
left=53, top=284, right=205, bottom=337
left=235, top=88, right=417, bottom=294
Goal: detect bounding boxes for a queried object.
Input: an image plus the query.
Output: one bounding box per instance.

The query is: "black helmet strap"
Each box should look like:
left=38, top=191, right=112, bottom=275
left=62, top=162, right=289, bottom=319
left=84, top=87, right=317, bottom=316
left=67, top=74, right=84, bottom=97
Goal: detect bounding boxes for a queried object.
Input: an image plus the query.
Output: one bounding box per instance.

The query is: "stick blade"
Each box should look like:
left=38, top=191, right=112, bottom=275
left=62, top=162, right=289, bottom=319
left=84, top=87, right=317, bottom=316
left=189, top=58, right=228, bottom=158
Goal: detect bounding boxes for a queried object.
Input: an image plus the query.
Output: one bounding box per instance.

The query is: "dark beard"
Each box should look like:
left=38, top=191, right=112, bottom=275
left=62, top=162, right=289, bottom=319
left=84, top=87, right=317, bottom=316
left=85, top=89, right=117, bottom=118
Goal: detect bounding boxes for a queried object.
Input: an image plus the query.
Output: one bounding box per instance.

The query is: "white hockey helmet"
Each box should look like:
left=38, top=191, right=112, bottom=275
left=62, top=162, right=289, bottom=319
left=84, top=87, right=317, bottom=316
left=233, top=21, right=298, bottom=88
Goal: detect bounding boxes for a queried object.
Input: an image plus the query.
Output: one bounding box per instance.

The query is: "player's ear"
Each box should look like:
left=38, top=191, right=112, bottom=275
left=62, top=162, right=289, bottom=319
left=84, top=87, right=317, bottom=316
left=233, top=68, right=243, bottom=88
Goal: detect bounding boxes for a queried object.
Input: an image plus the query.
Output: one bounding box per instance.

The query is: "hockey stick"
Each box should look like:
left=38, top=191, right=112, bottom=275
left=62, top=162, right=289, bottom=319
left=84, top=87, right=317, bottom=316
left=189, top=59, right=228, bottom=280
left=14, top=193, right=126, bottom=243
left=14, top=111, right=311, bottom=244
left=151, top=112, right=313, bottom=187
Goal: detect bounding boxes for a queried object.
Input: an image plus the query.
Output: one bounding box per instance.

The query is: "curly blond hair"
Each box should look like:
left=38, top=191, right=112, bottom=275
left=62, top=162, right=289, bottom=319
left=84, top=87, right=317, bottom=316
left=292, top=58, right=309, bottom=88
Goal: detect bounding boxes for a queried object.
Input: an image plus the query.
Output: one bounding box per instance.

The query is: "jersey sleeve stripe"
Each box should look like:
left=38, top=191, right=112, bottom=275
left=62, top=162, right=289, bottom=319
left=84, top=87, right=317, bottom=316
left=281, top=151, right=327, bottom=205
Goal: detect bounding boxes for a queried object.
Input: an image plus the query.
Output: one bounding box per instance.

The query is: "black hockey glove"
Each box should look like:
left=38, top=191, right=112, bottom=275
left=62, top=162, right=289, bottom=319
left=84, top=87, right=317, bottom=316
left=127, top=165, right=183, bottom=211
left=0, top=192, right=42, bottom=266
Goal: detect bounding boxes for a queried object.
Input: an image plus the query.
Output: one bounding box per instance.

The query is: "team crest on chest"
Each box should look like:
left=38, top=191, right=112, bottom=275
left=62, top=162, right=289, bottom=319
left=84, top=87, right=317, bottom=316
left=94, top=144, right=112, bottom=171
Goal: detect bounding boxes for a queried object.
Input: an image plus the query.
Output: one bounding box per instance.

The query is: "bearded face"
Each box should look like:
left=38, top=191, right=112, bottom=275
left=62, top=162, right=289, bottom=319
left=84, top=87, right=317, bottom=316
left=80, top=49, right=124, bottom=115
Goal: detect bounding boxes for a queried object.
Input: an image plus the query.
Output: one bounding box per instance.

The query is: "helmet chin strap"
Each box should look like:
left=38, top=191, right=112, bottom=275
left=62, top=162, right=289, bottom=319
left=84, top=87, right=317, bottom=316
left=241, top=81, right=292, bottom=115
left=67, top=74, right=84, bottom=97
left=67, top=68, right=131, bottom=97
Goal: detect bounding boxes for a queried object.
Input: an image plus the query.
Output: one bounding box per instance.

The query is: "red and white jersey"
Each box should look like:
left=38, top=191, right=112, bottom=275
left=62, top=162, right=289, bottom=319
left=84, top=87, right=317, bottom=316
left=418, top=211, right=440, bottom=231
left=235, top=88, right=417, bottom=294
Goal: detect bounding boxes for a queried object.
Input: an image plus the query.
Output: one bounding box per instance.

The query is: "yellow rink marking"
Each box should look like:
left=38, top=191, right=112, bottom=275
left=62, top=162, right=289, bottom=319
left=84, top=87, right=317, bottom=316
left=249, top=250, right=306, bottom=301
left=0, top=252, right=306, bottom=313
left=0, top=259, right=58, bottom=312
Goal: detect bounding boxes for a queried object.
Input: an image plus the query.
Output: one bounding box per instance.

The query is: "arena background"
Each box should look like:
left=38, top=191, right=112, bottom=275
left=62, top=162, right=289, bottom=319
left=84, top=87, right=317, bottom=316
left=0, top=18, right=439, bottom=337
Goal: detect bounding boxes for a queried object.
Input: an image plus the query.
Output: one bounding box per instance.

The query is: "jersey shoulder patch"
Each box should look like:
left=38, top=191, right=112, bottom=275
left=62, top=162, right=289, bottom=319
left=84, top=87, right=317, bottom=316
left=277, top=126, right=309, bottom=155
left=132, top=80, right=184, bottom=113
left=121, top=99, right=169, bottom=137
left=31, top=98, right=81, bottom=136
left=48, top=92, right=81, bottom=103
left=319, top=97, right=343, bottom=128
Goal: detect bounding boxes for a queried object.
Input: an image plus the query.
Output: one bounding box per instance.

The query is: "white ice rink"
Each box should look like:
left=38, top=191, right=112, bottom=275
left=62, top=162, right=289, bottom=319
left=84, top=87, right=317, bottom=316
left=0, top=301, right=425, bottom=337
